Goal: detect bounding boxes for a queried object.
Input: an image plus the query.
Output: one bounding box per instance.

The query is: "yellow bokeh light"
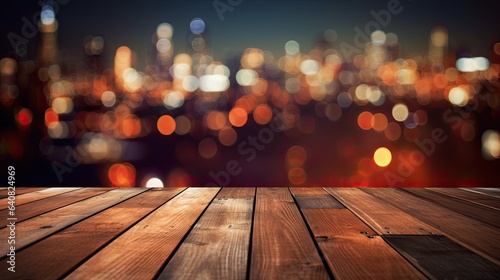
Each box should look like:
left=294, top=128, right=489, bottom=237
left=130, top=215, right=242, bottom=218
left=392, top=103, right=409, bottom=122
left=373, top=147, right=392, bottom=167
left=448, top=86, right=468, bottom=107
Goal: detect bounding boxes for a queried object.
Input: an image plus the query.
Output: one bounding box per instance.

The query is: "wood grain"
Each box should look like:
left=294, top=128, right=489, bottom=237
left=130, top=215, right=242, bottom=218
left=0, top=188, right=185, bottom=280
left=0, top=187, right=46, bottom=198
left=405, top=188, right=500, bottom=228
left=364, top=188, right=500, bottom=265
left=0, top=188, right=144, bottom=255
left=158, top=197, right=253, bottom=279
left=301, top=208, right=426, bottom=280
left=384, top=235, right=500, bottom=279
left=217, top=187, right=255, bottom=198
left=66, top=187, right=220, bottom=280
left=0, top=187, right=80, bottom=210
left=325, top=188, right=438, bottom=235
left=463, top=188, right=500, bottom=198
left=250, top=188, right=329, bottom=280
left=428, top=188, right=500, bottom=210
left=0, top=188, right=110, bottom=227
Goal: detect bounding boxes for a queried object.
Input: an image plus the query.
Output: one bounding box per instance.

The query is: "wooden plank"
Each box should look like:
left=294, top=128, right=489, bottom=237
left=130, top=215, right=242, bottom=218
left=405, top=188, right=500, bottom=229
left=463, top=188, right=500, bottom=198
left=249, top=188, right=329, bottom=280
left=0, top=187, right=81, bottom=210
left=217, top=187, right=255, bottom=198
left=429, top=188, right=500, bottom=210
left=384, top=235, right=500, bottom=279
left=301, top=208, right=426, bottom=279
left=291, top=188, right=345, bottom=209
left=0, top=187, right=47, bottom=198
left=0, top=188, right=145, bottom=256
left=158, top=196, right=253, bottom=279
left=66, top=187, right=220, bottom=280
left=0, top=188, right=185, bottom=280
left=0, top=188, right=111, bottom=227
left=325, top=188, right=438, bottom=235
left=363, top=188, right=500, bottom=265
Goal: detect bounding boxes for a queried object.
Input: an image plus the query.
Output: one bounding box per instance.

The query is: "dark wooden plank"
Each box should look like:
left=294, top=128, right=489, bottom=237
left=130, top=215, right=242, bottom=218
left=301, top=208, right=426, bottom=279
left=158, top=196, right=253, bottom=279
left=0, top=188, right=145, bottom=256
left=429, top=188, right=500, bottom=210
left=363, top=188, right=500, bottom=265
left=217, top=187, right=255, bottom=198
left=291, top=188, right=345, bottom=209
left=0, top=187, right=47, bottom=198
left=325, top=188, right=438, bottom=235
left=0, top=188, right=186, bottom=280
left=66, top=187, right=220, bottom=279
left=249, top=188, right=329, bottom=280
left=384, top=235, right=500, bottom=280
left=405, top=188, right=500, bottom=229
left=0, top=188, right=111, bottom=227
left=0, top=187, right=81, bottom=210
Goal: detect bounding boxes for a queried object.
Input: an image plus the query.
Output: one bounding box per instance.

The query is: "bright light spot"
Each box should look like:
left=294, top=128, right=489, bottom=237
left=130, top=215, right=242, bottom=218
left=44, top=108, right=59, bottom=125
left=357, top=111, right=373, bottom=130
left=16, top=108, right=33, bottom=127
left=367, top=86, right=385, bottom=106
left=156, top=38, right=172, bottom=53
left=52, top=97, right=73, bottom=114
left=121, top=115, right=141, bottom=138
left=431, top=27, right=448, bottom=47
left=108, top=163, right=135, bottom=187
left=449, top=87, right=468, bottom=107
left=392, top=103, right=409, bottom=122
left=101, top=91, right=116, bottom=107
left=199, top=138, right=217, bottom=159
left=172, top=63, right=191, bottom=78
left=41, top=5, right=55, bottom=25
left=199, top=74, right=229, bottom=92
left=371, top=30, right=386, bottom=45
left=396, top=69, right=417, bottom=84
left=456, top=57, right=490, bottom=72
left=123, top=68, right=142, bottom=91
left=300, top=59, right=319, bottom=75
left=373, top=147, right=392, bottom=167
left=236, top=69, right=258, bottom=86
left=229, top=107, right=248, bottom=127
left=163, top=91, right=184, bottom=109
left=355, top=84, right=369, bottom=101
left=482, top=130, right=500, bottom=160
left=285, top=40, right=300, bottom=55
left=253, top=104, right=273, bottom=125
left=157, top=23, right=173, bottom=39
left=157, top=115, right=176, bottom=135
left=146, top=178, right=164, bottom=188
left=182, top=75, right=199, bottom=92
left=190, top=18, right=205, bottom=34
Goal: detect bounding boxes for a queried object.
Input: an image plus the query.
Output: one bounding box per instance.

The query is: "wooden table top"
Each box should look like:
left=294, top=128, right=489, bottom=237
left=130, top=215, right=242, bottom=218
left=0, top=187, right=499, bottom=279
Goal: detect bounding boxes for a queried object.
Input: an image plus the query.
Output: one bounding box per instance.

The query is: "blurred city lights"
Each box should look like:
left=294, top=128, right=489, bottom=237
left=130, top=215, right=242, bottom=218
left=373, top=147, right=392, bottom=167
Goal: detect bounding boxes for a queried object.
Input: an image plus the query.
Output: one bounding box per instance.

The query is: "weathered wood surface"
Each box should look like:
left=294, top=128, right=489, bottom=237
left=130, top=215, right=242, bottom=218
left=0, top=186, right=498, bottom=279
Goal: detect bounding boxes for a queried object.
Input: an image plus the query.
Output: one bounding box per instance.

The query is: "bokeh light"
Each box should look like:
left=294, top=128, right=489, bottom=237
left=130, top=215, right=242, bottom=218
left=157, top=115, right=176, bottom=135
left=373, top=147, right=392, bottom=167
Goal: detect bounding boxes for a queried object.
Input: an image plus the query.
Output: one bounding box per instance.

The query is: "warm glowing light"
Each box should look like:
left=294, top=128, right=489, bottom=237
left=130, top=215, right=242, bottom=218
left=199, top=138, right=217, bottom=159
left=253, top=104, right=273, bottom=125
left=357, top=111, right=373, bottom=130
left=48, top=121, right=68, bottom=139
left=372, top=113, right=388, bottom=132
left=236, top=69, right=258, bottom=86
left=146, top=178, right=164, bottom=188
left=218, top=127, right=237, bottom=146
left=371, top=30, right=386, bottom=45
left=199, top=74, right=229, bottom=92
left=448, top=87, right=468, bottom=107
left=157, top=23, right=173, bottom=39
left=300, top=59, right=319, bottom=75
left=157, top=115, right=176, bottom=135
left=182, top=75, right=199, bottom=92
left=44, top=108, right=59, bottom=126
left=206, top=111, right=227, bottom=130
left=456, top=57, right=489, bottom=72
left=482, top=130, right=500, bottom=160
left=52, top=97, right=73, bottom=114
left=373, top=147, right=392, bottom=167
left=384, top=122, right=402, bottom=141
left=163, top=91, right=184, bottom=109
left=16, top=108, right=33, bottom=127
left=101, top=91, right=116, bottom=107
left=288, top=167, right=306, bottom=185
left=286, top=146, right=307, bottom=168
left=392, top=103, right=409, bottom=122
left=121, top=115, right=141, bottom=138
left=108, top=163, right=136, bottom=187
left=175, top=115, right=192, bottom=135
left=229, top=107, right=248, bottom=127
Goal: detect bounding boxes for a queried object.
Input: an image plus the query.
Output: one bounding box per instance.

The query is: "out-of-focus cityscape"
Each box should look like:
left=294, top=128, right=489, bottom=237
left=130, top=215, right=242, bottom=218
left=1, top=1, right=499, bottom=187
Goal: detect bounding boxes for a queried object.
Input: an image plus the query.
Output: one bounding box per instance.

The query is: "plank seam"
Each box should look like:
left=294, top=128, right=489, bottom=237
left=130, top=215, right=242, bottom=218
left=245, top=187, right=257, bottom=280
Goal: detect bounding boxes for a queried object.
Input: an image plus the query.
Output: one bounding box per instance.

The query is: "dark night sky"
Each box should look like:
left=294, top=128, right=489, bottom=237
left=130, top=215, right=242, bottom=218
left=1, top=0, right=500, bottom=66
